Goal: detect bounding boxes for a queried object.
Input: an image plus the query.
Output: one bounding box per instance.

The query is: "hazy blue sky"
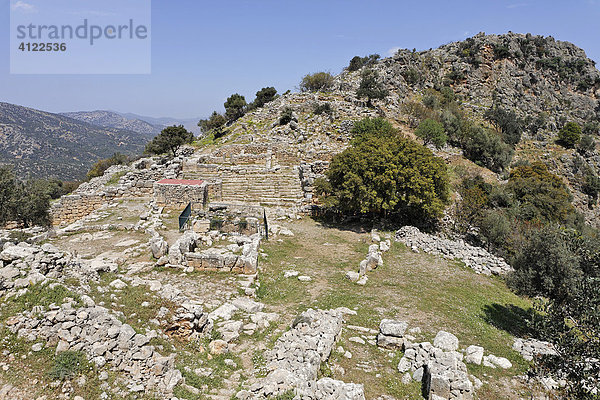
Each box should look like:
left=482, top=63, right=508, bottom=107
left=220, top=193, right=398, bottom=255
left=1, top=0, right=600, bottom=119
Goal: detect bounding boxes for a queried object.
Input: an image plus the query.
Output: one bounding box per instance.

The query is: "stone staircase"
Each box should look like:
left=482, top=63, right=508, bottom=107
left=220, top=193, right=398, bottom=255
left=183, top=163, right=304, bottom=208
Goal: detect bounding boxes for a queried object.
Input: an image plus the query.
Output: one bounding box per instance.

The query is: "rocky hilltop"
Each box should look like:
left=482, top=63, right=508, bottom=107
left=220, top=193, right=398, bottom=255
left=192, top=32, right=600, bottom=225
left=61, top=111, right=163, bottom=137
left=0, top=32, right=597, bottom=400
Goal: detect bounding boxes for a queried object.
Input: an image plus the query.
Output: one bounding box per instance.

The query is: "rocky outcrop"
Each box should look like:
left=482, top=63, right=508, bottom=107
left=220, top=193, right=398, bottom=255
left=395, top=226, right=512, bottom=275
left=513, top=338, right=557, bottom=361
left=7, top=299, right=182, bottom=396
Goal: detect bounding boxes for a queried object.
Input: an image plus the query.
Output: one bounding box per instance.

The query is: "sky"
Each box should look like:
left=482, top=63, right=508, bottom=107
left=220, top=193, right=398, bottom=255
left=1, top=0, right=600, bottom=120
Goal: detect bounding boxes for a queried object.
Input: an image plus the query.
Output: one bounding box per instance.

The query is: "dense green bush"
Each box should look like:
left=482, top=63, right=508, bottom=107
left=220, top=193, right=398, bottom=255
left=198, top=111, right=227, bottom=135
left=484, top=106, right=523, bottom=145
left=224, top=93, right=247, bottom=122
left=313, top=102, right=333, bottom=115
left=583, top=121, right=600, bottom=136
left=533, top=277, right=600, bottom=399
left=577, top=134, right=596, bottom=154
left=252, top=87, right=277, bottom=108
left=299, top=72, right=335, bottom=92
left=415, top=118, right=447, bottom=148
left=558, top=122, right=582, bottom=148
left=145, top=125, right=194, bottom=157
left=86, top=153, right=129, bottom=180
left=316, top=125, right=449, bottom=221
left=350, top=117, right=397, bottom=144
left=462, top=126, right=513, bottom=172
left=279, top=107, right=294, bottom=125
left=507, top=162, right=574, bottom=223
left=347, top=54, right=380, bottom=72
left=508, top=226, right=582, bottom=302
left=402, top=68, right=421, bottom=85
left=0, top=166, right=52, bottom=227
left=583, top=172, right=600, bottom=203
left=356, top=69, right=389, bottom=107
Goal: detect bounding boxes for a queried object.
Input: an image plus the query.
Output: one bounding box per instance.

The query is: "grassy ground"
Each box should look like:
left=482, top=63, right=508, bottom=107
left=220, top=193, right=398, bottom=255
left=257, top=218, right=536, bottom=399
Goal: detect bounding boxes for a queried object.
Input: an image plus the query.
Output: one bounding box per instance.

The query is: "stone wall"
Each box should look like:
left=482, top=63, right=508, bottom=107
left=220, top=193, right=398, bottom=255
left=50, top=194, right=106, bottom=226
left=153, top=181, right=207, bottom=209
left=51, top=157, right=182, bottom=226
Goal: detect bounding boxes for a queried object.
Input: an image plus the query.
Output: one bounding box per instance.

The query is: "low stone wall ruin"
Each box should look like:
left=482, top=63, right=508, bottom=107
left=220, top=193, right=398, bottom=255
left=51, top=157, right=182, bottom=226
left=153, top=180, right=207, bottom=209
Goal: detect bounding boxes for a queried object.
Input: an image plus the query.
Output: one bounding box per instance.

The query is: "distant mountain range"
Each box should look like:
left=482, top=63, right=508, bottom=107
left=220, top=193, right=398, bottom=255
left=0, top=103, right=158, bottom=180
left=116, top=112, right=201, bottom=135
left=61, top=110, right=163, bottom=136
left=0, top=104, right=202, bottom=180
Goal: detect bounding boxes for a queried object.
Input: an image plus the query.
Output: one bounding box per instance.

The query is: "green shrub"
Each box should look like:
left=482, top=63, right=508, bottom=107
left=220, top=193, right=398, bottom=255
left=492, top=44, right=511, bottom=59
left=577, top=134, right=596, bottom=154
left=49, top=351, right=90, bottom=380
left=415, top=118, right=447, bottom=148
left=583, top=172, right=600, bottom=203
left=313, top=103, right=333, bottom=115
left=462, top=126, right=513, bottom=172
left=251, top=87, right=277, bottom=108
left=508, top=226, right=582, bottom=303
left=356, top=69, right=389, bottom=107
left=299, top=72, right=335, bottom=92
left=350, top=117, right=397, bottom=144
left=224, top=94, right=247, bottom=122
left=279, top=107, right=294, bottom=125
left=86, top=152, right=128, bottom=180
left=347, top=54, right=380, bottom=72
left=316, top=134, right=449, bottom=221
left=533, top=277, right=600, bottom=399
left=583, top=121, right=600, bottom=136
left=484, top=106, right=523, bottom=145
left=145, top=125, right=194, bottom=157
left=507, top=162, right=574, bottom=223
left=402, top=68, right=421, bottom=85
left=558, top=122, right=582, bottom=148
left=198, top=111, right=226, bottom=135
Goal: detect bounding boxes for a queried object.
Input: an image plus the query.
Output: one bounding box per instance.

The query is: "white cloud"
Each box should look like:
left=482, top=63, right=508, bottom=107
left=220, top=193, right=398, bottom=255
left=11, top=1, right=37, bottom=13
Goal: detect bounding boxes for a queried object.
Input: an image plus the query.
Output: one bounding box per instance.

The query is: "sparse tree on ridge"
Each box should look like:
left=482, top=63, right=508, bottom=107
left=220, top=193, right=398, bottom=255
left=145, top=125, right=194, bottom=157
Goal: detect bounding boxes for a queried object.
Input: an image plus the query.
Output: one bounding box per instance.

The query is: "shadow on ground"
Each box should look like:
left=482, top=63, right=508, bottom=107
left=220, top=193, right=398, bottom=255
left=482, top=303, right=535, bottom=338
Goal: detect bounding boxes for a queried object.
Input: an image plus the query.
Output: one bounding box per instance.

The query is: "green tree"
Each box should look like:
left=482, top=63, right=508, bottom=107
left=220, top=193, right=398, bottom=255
left=350, top=117, right=397, bottom=144
left=415, top=118, right=447, bottom=148
left=252, top=87, right=277, bottom=108
left=508, top=226, right=582, bottom=302
left=533, top=278, right=600, bottom=399
left=484, top=106, right=523, bottom=146
left=13, top=179, right=52, bottom=227
left=577, top=134, right=596, bottom=155
left=347, top=54, right=380, bottom=72
left=356, top=69, right=389, bottom=107
left=0, top=167, right=51, bottom=228
left=279, top=107, right=294, bottom=125
left=299, top=72, right=335, bottom=92
left=507, top=162, right=574, bottom=223
left=462, top=126, right=513, bottom=172
left=198, top=111, right=227, bottom=134
left=224, top=93, right=247, bottom=122
left=0, top=166, right=18, bottom=225
left=316, top=134, right=449, bottom=221
left=145, top=125, right=194, bottom=157
left=558, top=122, right=582, bottom=148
